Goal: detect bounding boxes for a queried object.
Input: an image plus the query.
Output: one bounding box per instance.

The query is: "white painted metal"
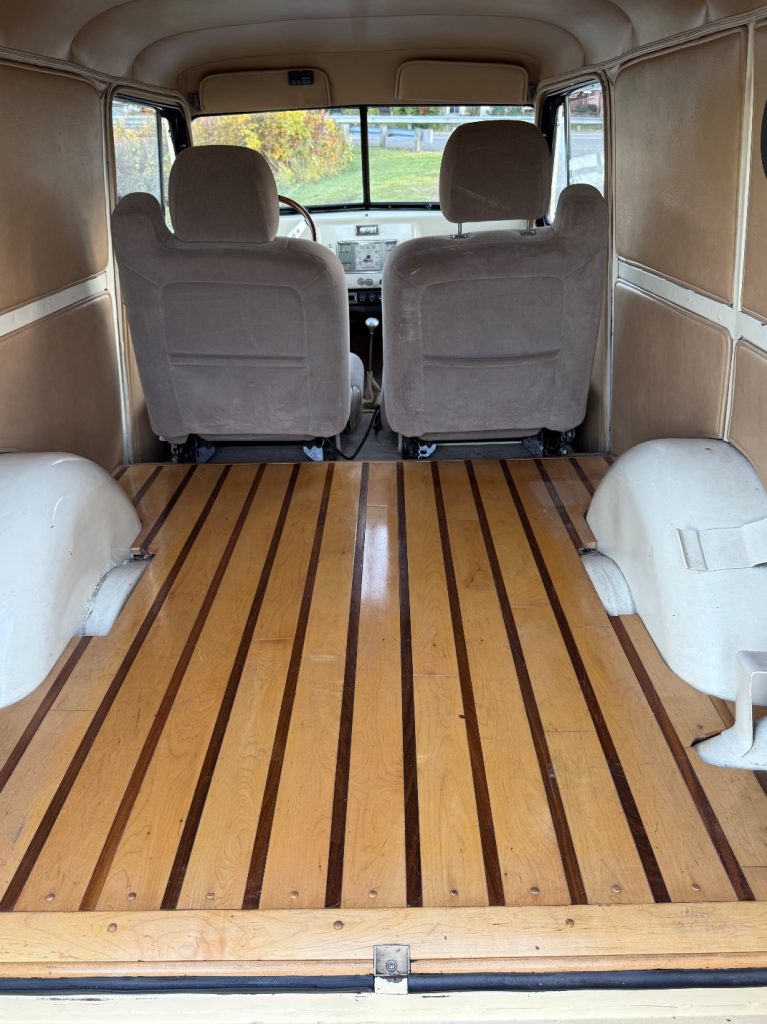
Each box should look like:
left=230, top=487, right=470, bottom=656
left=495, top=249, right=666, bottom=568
left=678, top=516, right=767, bottom=571
left=82, top=558, right=149, bottom=636
left=580, top=551, right=635, bottom=615
left=1, top=987, right=766, bottom=1023
left=0, top=273, right=108, bottom=340
left=586, top=439, right=767, bottom=704
left=0, top=452, right=140, bottom=706
left=697, top=651, right=767, bottom=769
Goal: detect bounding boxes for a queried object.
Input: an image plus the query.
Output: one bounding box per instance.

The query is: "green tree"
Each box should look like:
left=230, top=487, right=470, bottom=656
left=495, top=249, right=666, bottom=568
left=193, top=110, right=353, bottom=186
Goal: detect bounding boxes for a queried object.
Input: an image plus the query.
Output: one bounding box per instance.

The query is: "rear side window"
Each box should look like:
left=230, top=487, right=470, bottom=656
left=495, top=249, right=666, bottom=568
left=112, top=98, right=178, bottom=220
left=548, top=82, right=604, bottom=219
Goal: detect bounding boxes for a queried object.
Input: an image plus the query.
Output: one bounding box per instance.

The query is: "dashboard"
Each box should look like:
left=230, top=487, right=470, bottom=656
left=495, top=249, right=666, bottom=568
left=277, top=209, right=527, bottom=306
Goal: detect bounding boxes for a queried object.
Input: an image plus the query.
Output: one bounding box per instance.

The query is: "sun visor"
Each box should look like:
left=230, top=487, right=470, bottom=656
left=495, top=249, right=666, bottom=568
left=395, top=60, right=529, bottom=105
left=199, top=68, right=331, bottom=113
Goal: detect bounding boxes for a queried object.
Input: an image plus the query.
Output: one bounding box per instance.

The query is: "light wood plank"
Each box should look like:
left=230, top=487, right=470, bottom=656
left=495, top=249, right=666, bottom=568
left=259, top=465, right=362, bottom=910
left=404, top=463, right=488, bottom=908
left=117, top=464, right=157, bottom=503
left=176, top=468, right=328, bottom=910
left=94, top=465, right=294, bottom=911
left=622, top=614, right=767, bottom=901
left=0, top=468, right=225, bottom=900
left=438, top=461, right=570, bottom=906
left=11, top=468, right=254, bottom=912
left=0, top=904, right=766, bottom=967
left=341, top=463, right=407, bottom=909
left=516, top=459, right=742, bottom=903
left=473, top=460, right=652, bottom=905
left=536, top=458, right=597, bottom=549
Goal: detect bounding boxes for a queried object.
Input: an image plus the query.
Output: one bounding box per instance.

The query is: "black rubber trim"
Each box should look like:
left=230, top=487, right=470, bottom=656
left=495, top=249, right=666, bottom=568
left=409, top=969, right=767, bottom=993
left=2, top=969, right=767, bottom=997
left=761, top=99, right=767, bottom=179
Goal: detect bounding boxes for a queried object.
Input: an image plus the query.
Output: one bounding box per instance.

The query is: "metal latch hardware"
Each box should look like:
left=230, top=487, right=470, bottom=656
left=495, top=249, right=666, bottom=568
left=373, top=944, right=410, bottom=995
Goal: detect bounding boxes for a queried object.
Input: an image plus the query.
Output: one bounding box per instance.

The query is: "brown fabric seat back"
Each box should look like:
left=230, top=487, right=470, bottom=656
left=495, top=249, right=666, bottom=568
left=382, top=122, right=608, bottom=439
left=112, top=145, right=354, bottom=443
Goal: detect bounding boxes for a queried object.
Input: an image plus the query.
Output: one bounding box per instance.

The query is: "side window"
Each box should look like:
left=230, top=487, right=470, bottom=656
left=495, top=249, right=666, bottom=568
left=547, top=81, right=604, bottom=219
left=112, top=98, right=178, bottom=220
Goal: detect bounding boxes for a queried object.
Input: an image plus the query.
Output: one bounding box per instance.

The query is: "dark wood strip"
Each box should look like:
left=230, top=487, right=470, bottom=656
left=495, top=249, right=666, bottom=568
left=242, top=465, right=335, bottom=910
left=502, top=460, right=671, bottom=904
left=397, top=463, right=423, bottom=909
left=539, top=459, right=758, bottom=902
left=0, top=638, right=92, bottom=796
left=80, top=466, right=267, bottom=911
left=130, top=466, right=163, bottom=508
left=325, top=464, right=369, bottom=908
left=568, top=458, right=596, bottom=498
left=605, top=454, right=616, bottom=465
left=611, top=617, right=756, bottom=902
left=0, top=467, right=229, bottom=912
left=162, top=464, right=301, bottom=909
left=534, top=459, right=583, bottom=550
left=431, top=462, right=505, bottom=907
left=141, top=466, right=197, bottom=549
left=113, top=466, right=128, bottom=481
left=465, top=462, right=587, bottom=905
left=0, top=468, right=200, bottom=799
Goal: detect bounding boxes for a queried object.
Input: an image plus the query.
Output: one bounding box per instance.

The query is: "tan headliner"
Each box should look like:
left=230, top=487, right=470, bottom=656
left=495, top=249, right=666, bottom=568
left=2, top=0, right=767, bottom=101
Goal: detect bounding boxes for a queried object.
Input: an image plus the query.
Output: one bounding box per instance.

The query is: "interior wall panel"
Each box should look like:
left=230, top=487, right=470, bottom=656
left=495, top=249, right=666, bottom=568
left=728, top=341, right=767, bottom=485
left=0, top=297, right=123, bottom=470
left=612, top=284, right=731, bottom=454
left=0, top=64, right=108, bottom=312
left=615, top=32, right=745, bottom=302
left=742, top=24, right=767, bottom=322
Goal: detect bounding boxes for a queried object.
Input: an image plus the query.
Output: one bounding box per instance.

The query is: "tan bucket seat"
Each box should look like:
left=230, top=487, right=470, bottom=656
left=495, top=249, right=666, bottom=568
left=112, top=145, right=363, bottom=446
left=382, top=121, right=608, bottom=442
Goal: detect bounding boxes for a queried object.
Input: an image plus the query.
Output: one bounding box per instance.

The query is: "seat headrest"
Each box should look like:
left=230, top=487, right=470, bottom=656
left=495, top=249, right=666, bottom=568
left=169, top=145, right=279, bottom=243
left=439, top=121, right=552, bottom=223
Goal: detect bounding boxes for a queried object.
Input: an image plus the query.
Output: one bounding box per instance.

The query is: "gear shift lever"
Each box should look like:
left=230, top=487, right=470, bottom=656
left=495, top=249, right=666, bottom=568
left=365, top=316, right=379, bottom=375
left=363, top=316, right=381, bottom=410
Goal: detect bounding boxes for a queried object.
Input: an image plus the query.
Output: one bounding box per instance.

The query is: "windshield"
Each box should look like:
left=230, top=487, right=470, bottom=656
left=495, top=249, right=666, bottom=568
left=193, top=104, right=534, bottom=208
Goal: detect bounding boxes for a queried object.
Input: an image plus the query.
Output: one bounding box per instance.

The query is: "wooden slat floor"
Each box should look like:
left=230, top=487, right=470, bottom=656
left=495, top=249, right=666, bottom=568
left=1, top=456, right=767, bottom=978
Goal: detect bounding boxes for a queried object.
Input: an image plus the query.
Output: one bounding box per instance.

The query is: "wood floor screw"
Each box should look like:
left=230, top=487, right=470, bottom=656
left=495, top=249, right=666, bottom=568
left=107, top=923, right=117, bottom=934
left=612, top=884, right=622, bottom=894
left=127, top=892, right=137, bottom=901
left=44, top=893, right=55, bottom=903
left=529, top=886, right=540, bottom=896
left=333, top=920, right=344, bottom=930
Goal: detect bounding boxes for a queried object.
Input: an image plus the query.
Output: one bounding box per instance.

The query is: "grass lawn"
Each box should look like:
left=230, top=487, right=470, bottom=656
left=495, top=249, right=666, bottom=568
left=297, top=148, right=442, bottom=205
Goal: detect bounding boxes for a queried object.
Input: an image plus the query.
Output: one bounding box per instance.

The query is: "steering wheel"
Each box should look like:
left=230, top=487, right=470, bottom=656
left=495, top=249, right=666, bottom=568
left=278, top=194, right=317, bottom=242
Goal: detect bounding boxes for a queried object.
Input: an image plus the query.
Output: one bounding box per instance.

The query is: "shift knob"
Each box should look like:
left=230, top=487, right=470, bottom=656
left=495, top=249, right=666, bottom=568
left=365, top=317, right=380, bottom=332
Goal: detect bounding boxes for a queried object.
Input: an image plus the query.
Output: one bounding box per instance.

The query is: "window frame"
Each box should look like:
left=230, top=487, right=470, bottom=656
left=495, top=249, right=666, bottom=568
left=110, top=93, right=191, bottom=214
left=190, top=103, right=535, bottom=214
left=539, top=77, right=606, bottom=223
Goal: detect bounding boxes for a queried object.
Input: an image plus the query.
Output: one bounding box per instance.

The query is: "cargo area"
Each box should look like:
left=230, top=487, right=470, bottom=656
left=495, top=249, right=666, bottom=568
left=0, top=456, right=765, bottom=978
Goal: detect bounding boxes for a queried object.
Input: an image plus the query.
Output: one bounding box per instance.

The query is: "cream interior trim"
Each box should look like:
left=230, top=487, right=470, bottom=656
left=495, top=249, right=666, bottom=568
left=0, top=987, right=765, bottom=1024
left=0, top=274, right=108, bottom=341
left=617, top=263, right=767, bottom=354
left=199, top=68, right=331, bottom=113
left=395, top=59, right=528, bottom=104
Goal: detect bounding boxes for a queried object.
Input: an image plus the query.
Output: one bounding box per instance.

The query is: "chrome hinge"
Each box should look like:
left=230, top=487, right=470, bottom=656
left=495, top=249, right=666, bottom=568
left=373, top=944, right=410, bottom=995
